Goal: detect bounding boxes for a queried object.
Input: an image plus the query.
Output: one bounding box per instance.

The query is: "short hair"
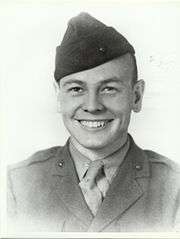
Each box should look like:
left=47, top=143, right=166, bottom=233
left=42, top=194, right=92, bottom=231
left=131, top=54, right=138, bottom=86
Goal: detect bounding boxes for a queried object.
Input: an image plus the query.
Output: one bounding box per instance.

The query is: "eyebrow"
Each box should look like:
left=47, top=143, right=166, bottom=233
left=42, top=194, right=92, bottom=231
left=61, top=79, right=85, bottom=87
left=100, top=77, right=124, bottom=85
left=61, top=77, right=124, bottom=87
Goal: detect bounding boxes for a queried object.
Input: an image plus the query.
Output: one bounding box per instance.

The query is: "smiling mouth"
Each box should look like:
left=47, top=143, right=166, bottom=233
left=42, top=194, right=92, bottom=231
left=77, top=119, right=113, bottom=129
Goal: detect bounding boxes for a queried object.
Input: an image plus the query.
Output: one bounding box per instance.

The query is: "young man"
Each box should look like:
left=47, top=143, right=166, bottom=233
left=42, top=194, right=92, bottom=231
left=7, top=12, right=180, bottom=232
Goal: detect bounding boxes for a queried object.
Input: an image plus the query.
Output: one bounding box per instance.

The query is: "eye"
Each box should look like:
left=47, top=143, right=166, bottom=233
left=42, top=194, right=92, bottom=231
left=101, top=86, right=117, bottom=94
left=68, top=86, right=84, bottom=95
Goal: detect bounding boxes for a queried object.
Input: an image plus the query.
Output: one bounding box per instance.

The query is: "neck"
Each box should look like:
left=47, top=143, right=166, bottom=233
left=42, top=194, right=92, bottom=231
left=70, top=134, right=128, bottom=161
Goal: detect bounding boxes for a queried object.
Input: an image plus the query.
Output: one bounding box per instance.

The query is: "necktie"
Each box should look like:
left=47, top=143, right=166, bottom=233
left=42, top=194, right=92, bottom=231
left=79, top=160, right=109, bottom=215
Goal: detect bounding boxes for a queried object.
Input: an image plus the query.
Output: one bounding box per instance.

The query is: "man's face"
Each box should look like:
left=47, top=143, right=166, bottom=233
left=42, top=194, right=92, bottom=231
left=58, top=53, right=144, bottom=150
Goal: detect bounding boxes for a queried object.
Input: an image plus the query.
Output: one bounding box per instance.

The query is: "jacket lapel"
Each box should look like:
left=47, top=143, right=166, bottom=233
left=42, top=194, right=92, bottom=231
left=88, top=136, right=150, bottom=232
left=50, top=141, right=93, bottom=229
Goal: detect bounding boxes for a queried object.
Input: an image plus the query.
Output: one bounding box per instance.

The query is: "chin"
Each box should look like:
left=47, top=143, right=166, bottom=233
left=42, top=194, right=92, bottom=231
left=76, top=136, right=116, bottom=150
left=80, top=142, right=107, bottom=150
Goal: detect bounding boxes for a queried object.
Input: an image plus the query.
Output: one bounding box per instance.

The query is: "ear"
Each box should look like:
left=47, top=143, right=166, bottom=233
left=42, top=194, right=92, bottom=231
left=53, top=81, right=61, bottom=113
left=132, top=80, right=145, bottom=113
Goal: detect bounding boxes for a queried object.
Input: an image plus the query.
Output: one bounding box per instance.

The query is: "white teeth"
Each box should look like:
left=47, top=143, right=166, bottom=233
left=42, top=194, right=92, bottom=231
left=79, top=120, right=107, bottom=128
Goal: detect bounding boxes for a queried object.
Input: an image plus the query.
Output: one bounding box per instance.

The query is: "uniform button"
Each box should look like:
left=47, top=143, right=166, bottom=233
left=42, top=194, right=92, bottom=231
left=135, top=165, right=142, bottom=170
left=58, top=161, right=64, bottom=167
left=99, top=46, right=106, bottom=53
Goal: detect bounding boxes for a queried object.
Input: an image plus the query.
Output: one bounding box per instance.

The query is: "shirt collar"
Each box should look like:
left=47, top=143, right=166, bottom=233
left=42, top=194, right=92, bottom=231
left=69, top=137, right=130, bottom=183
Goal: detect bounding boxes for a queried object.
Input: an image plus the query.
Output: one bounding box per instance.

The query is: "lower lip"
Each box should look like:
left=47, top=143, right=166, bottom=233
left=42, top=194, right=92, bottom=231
left=76, top=120, right=113, bottom=131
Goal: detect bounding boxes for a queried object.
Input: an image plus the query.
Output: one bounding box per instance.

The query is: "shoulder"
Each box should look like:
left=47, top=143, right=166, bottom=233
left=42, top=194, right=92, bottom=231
left=144, top=149, right=180, bottom=173
left=7, top=145, right=66, bottom=213
left=143, top=150, right=180, bottom=186
left=129, top=134, right=180, bottom=176
left=7, top=145, right=66, bottom=198
left=8, top=146, right=64, bottom=175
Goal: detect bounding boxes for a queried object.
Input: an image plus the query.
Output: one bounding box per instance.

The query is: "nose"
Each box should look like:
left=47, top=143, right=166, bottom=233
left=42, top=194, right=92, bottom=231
left=82, top=91, right=104, bottom=113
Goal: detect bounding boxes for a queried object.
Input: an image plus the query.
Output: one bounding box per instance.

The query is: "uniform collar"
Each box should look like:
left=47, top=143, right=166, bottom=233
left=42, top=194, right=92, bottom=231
left=50, top=134, right=150, bottom=180
left=69, top=136, right=130, bottom=183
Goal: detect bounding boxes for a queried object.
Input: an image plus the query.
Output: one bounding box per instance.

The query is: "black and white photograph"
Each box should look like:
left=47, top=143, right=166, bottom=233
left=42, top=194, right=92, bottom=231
left=1, top=0, right=180, bottom=237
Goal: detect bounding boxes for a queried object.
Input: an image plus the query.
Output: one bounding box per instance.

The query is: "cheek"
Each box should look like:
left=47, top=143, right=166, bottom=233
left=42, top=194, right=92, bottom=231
left=59, top=96, right=81, bottom=115
left=104, top=94, right=133, bottom=116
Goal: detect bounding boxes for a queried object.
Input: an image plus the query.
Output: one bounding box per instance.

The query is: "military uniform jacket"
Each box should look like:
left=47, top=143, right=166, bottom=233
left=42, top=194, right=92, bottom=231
left=7, top=136, right=180, bottom=232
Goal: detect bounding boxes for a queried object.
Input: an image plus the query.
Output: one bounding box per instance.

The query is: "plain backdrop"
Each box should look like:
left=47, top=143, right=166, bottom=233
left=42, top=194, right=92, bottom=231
left=1, top=1, right=180, bottom=166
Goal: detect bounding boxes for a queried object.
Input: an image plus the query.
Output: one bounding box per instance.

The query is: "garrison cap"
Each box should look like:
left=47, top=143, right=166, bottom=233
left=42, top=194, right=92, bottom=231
left=54, top=12, right=135, bottom=82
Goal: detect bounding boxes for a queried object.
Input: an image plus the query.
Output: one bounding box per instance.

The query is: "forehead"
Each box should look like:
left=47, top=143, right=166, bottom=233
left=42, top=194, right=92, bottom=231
left=60, top=53, right=135, bottom=86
